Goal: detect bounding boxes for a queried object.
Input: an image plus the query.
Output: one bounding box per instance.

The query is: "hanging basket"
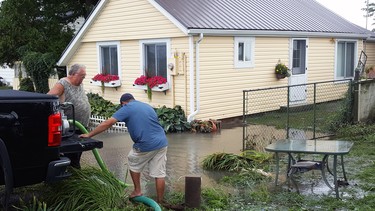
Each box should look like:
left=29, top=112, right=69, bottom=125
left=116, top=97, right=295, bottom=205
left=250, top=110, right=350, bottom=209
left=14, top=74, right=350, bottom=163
left=276, top=74, right=286, bottom=79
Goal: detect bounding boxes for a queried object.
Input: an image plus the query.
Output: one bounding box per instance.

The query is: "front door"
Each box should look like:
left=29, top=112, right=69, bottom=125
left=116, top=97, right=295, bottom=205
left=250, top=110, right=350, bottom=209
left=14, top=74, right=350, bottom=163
left=289, top=39, right=308, bottom=103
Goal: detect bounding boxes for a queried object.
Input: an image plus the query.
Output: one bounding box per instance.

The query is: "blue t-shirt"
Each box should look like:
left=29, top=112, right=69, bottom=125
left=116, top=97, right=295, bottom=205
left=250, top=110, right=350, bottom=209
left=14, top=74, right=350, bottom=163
left=112, top=100, right=168, bottom=152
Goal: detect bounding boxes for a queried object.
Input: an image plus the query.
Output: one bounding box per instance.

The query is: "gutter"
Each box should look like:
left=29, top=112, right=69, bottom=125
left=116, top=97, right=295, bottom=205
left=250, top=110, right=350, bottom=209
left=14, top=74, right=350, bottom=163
left=187, top=29, right=369, bottom=39
left=187, top=33, right=204, bottom=122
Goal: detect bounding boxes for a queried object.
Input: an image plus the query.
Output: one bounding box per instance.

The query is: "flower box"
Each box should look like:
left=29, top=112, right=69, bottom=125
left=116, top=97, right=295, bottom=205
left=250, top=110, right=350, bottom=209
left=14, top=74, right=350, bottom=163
left=90, top=79, right=121, bottom=88
left=133, top=82, right=169, bottom=92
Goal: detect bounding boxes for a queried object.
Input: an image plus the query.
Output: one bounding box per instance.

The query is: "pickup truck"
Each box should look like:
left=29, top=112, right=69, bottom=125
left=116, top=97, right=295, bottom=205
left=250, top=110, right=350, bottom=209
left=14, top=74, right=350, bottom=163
left=0, top=90, right=103, bottom=209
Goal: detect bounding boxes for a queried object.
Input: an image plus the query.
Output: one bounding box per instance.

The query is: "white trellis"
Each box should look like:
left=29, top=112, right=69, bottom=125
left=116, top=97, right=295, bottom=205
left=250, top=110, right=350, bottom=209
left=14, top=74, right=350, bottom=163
left=89, top=115, right=127, bottom=133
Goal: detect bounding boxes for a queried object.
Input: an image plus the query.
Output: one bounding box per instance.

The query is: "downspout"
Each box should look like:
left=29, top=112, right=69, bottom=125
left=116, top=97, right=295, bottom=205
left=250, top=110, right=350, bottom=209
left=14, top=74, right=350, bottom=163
left=187, top=33, right=204, bottom=122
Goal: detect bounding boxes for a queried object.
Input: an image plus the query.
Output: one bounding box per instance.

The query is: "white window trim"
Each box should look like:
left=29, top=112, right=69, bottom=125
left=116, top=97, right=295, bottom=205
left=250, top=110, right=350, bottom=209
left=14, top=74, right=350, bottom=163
left=96, top=41, right=122, bottom=79
left=334, top=39, right=358, bottom=80
left=139, top=38, right=171, bottom=82
left=234, top=37, right=255, bottom=68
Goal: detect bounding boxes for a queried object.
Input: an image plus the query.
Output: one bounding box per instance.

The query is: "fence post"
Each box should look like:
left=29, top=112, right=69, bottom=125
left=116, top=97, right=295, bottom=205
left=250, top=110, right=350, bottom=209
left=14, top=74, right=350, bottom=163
left=242, top=91, right=246, bottom=151
left=287, top=86, right=290, bottom=139
left=352, top=80, right=359, bottom=122
left=313, top=83, right=317, bottom=139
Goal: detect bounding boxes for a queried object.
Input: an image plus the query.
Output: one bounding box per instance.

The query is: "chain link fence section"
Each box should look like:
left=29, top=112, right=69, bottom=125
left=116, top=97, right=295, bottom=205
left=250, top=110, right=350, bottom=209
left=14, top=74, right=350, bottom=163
left=243, top=79, right=352, bottom=151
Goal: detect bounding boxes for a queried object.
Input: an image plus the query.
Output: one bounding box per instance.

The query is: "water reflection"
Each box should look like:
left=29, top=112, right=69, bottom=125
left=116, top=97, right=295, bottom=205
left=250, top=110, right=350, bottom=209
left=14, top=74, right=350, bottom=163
left=81, top=127, right=243, bottom=194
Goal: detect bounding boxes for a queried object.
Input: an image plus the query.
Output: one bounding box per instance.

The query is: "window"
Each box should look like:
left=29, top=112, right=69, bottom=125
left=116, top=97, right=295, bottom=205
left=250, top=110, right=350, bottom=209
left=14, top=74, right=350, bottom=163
left=140, top=39, right=169, bottom=78
left=336, top=40, right=356, bottom=79
left=234, top=37, right=255, bottom=68
left=97, top=41, right=120, bottom=76
left=292, top=39, right=306, bottom=75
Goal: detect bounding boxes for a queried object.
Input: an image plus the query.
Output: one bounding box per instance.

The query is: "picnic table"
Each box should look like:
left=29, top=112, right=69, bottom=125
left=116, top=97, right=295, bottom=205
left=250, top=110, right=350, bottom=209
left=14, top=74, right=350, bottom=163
left=265, top=139, right=353, bottom=198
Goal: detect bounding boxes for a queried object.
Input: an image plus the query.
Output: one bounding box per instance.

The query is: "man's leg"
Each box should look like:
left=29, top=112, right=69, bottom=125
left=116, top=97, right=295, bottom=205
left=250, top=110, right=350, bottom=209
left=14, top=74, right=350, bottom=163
left=129, top=170, right=142, bottom=198
left=155, top=177, right=165, bottom=203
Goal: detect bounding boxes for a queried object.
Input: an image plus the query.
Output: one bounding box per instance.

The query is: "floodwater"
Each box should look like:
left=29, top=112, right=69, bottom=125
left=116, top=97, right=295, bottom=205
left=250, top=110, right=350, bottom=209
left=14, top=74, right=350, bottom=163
left=81, top=125, right=349, bottom=198
left=81, top=126, right=244, bottom=195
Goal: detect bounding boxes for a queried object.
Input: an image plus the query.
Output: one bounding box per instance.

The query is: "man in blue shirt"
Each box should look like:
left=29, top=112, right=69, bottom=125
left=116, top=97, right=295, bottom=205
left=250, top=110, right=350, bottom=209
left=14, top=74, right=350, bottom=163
left=80, top=93, right=168, bottom=203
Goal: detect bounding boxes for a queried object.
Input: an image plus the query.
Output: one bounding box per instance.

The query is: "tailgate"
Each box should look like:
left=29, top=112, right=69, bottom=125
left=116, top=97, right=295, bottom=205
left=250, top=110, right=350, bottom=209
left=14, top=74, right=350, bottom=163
left=60, top=134, right=103, bottom=153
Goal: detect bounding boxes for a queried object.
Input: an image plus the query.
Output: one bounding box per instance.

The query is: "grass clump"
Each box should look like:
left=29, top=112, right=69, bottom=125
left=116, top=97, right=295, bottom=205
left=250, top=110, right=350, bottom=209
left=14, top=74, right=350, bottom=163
left=201, top=188, right=230, bottom=210
left=202, top=152, right=253, bottom=172
left=42, top=167, right=127, bottom=210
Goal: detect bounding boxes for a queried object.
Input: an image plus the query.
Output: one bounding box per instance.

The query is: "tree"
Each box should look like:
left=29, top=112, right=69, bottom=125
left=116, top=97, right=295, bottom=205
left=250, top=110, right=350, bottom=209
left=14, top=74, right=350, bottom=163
left=0, top=0, right=98, bottom=92
left=364, top=0, right=375, bottom=31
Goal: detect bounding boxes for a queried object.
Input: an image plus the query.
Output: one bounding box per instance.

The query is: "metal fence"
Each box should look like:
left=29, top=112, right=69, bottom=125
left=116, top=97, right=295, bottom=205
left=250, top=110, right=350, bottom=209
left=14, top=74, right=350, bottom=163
left=242, top=79, right=353, bottom=151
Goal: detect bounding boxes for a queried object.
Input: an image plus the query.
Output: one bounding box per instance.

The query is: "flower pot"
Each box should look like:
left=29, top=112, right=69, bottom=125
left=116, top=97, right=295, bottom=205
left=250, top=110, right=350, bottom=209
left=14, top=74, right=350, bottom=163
left=276, top=74, right=286, bottom=79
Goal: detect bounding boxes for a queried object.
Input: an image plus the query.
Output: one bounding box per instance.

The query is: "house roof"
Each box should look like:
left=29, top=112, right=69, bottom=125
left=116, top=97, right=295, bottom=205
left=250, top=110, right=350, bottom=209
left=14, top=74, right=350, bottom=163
left=154, top=0, right=369, bottom=36
left=58, top=0, right=371, bottom=66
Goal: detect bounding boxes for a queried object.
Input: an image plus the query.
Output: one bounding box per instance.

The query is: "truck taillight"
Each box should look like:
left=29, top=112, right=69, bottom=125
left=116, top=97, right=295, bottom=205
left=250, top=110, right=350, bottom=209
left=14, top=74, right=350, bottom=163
left=48, top=113, right=62, bottom=147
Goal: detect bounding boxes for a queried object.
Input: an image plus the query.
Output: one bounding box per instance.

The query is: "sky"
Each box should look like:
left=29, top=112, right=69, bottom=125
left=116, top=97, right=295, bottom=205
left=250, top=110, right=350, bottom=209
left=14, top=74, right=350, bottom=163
left=315, top=0, right=374, bottom=30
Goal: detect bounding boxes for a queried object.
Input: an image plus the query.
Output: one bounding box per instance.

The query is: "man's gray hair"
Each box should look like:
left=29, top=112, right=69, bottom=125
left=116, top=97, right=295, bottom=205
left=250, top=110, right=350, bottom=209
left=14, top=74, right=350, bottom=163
left=68, top=64, right=86, bottom=76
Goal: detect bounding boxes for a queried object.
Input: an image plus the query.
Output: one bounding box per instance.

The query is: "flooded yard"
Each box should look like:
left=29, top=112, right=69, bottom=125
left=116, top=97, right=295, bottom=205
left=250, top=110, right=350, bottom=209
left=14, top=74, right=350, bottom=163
left=81, top=126, right=244, bottom=195
left=80, top=125, right=353, bottom=199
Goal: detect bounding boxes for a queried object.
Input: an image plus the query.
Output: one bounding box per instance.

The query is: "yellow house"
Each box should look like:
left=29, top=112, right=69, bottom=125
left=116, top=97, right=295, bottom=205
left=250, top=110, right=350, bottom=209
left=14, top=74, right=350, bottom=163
left=57, top=0, right=371, bottom=121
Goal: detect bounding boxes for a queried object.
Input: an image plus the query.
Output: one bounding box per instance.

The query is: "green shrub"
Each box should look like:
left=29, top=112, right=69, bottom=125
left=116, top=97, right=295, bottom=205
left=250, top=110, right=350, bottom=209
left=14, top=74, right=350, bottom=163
left=327, top=87, right=354, bottom=132
left=154, top=105, right=191, bottom=133
left=87, top=93, right=119, bottom=118
left=19, top=78, right=35, bottom=92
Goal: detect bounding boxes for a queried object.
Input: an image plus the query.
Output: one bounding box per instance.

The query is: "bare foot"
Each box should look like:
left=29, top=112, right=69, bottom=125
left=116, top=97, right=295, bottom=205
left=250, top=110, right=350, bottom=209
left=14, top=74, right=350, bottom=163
left=129, top=190, right=142, bottom=199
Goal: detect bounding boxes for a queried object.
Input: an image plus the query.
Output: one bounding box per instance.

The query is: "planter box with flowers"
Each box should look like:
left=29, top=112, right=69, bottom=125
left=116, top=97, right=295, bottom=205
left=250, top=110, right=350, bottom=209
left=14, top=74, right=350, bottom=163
left=133, top=75, right=168, bottom=101
left=90, top=74, right=121, bottom=88
left=133, top=82, right=169, bottom=92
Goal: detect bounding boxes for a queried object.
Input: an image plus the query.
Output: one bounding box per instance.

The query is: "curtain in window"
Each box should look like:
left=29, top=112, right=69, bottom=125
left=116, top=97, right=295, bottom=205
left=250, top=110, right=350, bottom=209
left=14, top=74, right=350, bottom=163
left=101, top=45, right=118, bottom=75
left=238, top=42, right=251, bottom=62
left=145, top=43, right=167, bottom=78
left=337, top=41, right=355, bottom=78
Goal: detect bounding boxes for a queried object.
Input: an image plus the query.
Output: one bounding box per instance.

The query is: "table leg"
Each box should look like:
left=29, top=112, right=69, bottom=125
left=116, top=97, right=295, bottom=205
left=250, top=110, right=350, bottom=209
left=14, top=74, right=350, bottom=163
left=333, top=155, right=339, bottom=198
left=275, top=152, right=279, bottom=186
left=321, top=155, right=333, bottom=190
left=341, top=155, right=347, bottom=182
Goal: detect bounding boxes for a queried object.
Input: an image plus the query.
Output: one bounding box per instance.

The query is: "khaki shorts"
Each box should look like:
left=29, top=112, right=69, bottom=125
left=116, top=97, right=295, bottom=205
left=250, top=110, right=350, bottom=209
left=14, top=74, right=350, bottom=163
left=128, top=147, right=167, bottom=178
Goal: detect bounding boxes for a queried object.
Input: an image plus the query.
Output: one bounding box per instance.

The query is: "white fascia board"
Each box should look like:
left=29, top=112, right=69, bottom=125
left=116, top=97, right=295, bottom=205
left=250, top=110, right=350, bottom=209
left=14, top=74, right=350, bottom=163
left=57, top=0, right=109, bottom=66
left=187, top=29, right=369, bottom=39
left=147, top=0, right=188, bottom=35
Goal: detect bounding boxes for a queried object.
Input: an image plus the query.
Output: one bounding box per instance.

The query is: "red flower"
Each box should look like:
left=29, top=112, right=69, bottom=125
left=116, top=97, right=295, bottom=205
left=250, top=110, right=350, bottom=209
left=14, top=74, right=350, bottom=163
left=134, top=75, right=167, bottom=88
left=134, top=75, right=148, bottom=85
left=92, top=74, right=119, bottom=83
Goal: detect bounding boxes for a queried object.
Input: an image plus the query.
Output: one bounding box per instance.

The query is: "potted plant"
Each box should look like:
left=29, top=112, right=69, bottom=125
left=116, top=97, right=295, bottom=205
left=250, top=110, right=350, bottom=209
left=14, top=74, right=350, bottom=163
left=91, top=73, right=121, bottom=93
left=275, top=62, right=291, bottom=79
left=133, top=75, right=168, bottom=101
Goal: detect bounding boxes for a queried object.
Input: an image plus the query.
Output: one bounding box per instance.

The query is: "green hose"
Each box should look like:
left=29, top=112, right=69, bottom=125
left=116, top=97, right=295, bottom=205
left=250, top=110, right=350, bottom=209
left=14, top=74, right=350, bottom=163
left=69, top=120, right=129, bottom=188
left=131, top=196, right=162, bottom=211
left=68, top=120, right=162, bottom=211
left=68, top=120, right=109, bottom=173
